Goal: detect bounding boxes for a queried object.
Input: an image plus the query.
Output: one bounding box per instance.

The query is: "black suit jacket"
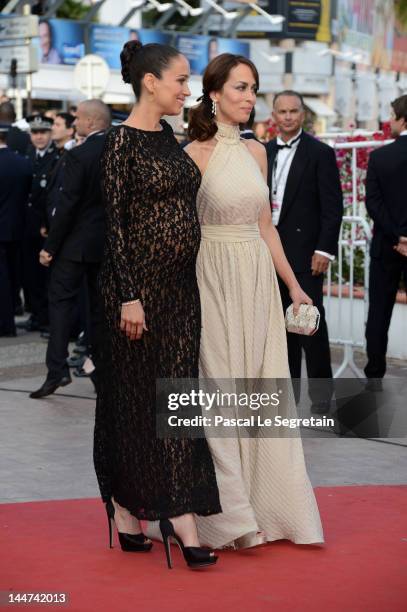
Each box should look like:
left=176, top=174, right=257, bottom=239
left=0, top=148, right=32, bottom=242
left=44, top=131, right=106, bottom=262
left=266, top=132, right=343, bottom=273
left=45, top=147, right=68, bottom=228
left=240, top=130, right=259, bottom=141
left=365, top=135, right=407, bottom=259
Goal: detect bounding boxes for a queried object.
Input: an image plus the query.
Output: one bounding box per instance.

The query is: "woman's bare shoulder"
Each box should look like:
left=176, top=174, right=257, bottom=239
left=185, top=139, right=217, bottom=174
left=243, top=137, right=267, bottom=159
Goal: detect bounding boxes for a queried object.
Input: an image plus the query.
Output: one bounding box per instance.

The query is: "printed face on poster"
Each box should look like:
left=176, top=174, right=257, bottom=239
left=176, top=35, right=250, bottom=76
left=89, top=25, right=172, bottom=69
left=37, top=19, right=85, bottom=65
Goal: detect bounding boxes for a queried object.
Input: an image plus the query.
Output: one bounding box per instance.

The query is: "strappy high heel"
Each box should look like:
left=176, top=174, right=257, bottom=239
left=106, top=499, right=153, bottom=552
left=159, top=518, right=218, bottom=570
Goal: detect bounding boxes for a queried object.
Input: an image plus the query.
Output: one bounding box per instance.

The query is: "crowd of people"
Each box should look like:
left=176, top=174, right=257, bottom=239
left=0, top=99, right=107, bottom=385
left=1, top=40, right=406, bottom=569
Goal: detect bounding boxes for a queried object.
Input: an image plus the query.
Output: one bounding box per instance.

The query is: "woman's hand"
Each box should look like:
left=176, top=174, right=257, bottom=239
left=120, top=301, right=148, bottom=341
left=289, top=284, right=313, bottom=316
left=39, top=249, right=53, bottom=267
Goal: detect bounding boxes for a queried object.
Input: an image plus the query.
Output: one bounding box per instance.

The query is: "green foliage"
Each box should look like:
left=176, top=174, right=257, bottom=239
left=142, top=1, right=204, bottom=31
left=395, top=0, right=407, bottom=27
left=331, top=246, right=366, bottom=287
left=56, top=0, right=90, bottom=21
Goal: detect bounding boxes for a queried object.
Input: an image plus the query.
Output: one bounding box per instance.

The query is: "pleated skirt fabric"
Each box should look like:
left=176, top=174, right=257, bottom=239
left=195, top=224, right=324, bottom=548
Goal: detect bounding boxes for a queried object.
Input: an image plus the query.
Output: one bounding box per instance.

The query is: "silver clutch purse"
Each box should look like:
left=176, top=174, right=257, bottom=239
left=285, top=304, right=320, bottom=336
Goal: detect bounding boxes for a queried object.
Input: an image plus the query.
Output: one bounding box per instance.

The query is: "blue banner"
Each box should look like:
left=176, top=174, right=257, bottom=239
left=89, top=24, right=129, bottom=70
left=215, top=38, right=250, bottom=58
left=33, top=20, right=250, bottom=73
left=176, top=35, right=210, bottom=76
left=132, top=29, right=172, bottom=46
left=89, top=25, right=173, bottom=69
left=176, top=35, right=250, bottom=75
left=38, top=19, right=85, bottom=65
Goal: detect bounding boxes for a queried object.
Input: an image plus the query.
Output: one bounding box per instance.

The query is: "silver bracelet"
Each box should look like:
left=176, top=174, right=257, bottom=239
left=122, top=299, right=140, bottom=307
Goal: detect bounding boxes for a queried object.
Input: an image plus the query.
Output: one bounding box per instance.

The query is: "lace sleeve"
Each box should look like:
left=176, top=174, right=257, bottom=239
left=102, top=127, right=140, bottom=304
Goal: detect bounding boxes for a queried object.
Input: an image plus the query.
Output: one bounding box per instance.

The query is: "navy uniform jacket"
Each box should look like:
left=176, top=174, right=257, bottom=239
left=25, top=143, right=61, bottom=237
left=0, top=147, right=32, bottom=242
left=6, top=126, right=30, bottom=156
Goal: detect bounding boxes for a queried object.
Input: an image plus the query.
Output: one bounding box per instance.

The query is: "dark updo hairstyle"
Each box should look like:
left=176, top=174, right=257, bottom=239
left=188, top=53, right=259, bottom=142
left=120, top=40, right=181, bottom=99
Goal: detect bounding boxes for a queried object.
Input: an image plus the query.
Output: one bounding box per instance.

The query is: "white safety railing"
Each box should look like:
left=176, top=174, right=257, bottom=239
left=321, top=138, right=393, bottom=378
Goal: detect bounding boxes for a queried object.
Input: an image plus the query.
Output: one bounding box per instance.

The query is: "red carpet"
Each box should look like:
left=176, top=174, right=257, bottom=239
left=0, top=486, right=406, bottom=612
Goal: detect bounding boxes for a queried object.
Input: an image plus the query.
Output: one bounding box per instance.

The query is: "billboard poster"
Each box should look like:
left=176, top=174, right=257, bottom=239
left=176, top=34, right=210, bottom=76
left=371, top=0, right=395, bottom=70
left=210, top=1, right=327, bottom=39
left=176, top=35, right=250, bottom=76
left=285, top=0, right=321, bottom=38
left=37, top=19, right=85, bottom=65
left=212, top=37, right=250, bottom=59
left=89, top=25, right=129, bottom=70
left=132, top=29, right=172, bottom=45
left=391, top=21, right=407, bottom=73
left=335, top=0, right=374, bottom=64
left=90, top=25, right=173, bottom=69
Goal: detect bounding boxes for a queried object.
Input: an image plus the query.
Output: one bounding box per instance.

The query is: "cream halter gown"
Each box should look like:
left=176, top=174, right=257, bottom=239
left=194, top=122, right=323, bottom=548
left=145, top=122, right=323, bottom=548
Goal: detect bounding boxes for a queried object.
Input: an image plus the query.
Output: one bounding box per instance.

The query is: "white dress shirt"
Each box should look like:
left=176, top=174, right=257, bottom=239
left=272, top=130, right=302, bottom=226
left=272, top=129, right=334, bottom=261
left=64, top=138, right=76, bottom=150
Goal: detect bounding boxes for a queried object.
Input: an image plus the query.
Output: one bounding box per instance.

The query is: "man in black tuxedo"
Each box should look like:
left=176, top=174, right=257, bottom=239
left=266, top=91, right=343, bottom=413
left=364, top=95, right=407, bottom=380
left=30, top=99, right=111, bottom=398
left=0, top=123, right=32, bottom=336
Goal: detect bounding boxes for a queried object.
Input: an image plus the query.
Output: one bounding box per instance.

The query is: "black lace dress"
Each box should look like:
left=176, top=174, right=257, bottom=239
left=93, top=121, right=221, bottom=520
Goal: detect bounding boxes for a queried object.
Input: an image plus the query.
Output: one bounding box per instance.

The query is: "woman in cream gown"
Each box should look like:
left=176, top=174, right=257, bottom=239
left=147, top=54, right=324, bottom=550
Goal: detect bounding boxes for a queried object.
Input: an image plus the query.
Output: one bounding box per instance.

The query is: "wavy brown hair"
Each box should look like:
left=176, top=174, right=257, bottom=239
left=188, top=54, right=259, bottom=142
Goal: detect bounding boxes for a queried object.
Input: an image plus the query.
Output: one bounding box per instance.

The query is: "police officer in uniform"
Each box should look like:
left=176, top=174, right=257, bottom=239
left=0, top=122, right=32, bottom=336
left=19, top=114, right=61, bottom=332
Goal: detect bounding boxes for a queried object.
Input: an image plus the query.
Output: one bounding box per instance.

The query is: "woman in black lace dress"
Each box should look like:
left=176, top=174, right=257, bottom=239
left=93, top=41, right=221, bottom=569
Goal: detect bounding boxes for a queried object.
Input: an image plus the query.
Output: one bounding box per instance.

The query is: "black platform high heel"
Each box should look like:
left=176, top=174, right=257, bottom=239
left=159, top=518, right=218, bottom=569
left=106, top=499, right=153, bottom=552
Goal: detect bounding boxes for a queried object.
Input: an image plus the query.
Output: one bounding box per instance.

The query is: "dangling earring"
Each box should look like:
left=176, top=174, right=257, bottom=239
left=211, top=99, right=217, bottom=117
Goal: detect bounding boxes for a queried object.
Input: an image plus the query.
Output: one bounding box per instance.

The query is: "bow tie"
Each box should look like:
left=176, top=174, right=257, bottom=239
left=276, top=134, right=301, bottom=150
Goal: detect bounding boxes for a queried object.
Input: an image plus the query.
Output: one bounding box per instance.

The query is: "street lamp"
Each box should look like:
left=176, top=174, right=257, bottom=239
left=121, top=0, right=173, bottom=26
left=145, top=0, right=174, bottom=12
left=318, top=49, right=363, bottom=63
left=247, top=3, right=285, bottom=25
left=202, top=0, right=239, bottom=20
left=174, top=0, right=204, bottom=17
left=260, top=50, right=284, bottom=63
